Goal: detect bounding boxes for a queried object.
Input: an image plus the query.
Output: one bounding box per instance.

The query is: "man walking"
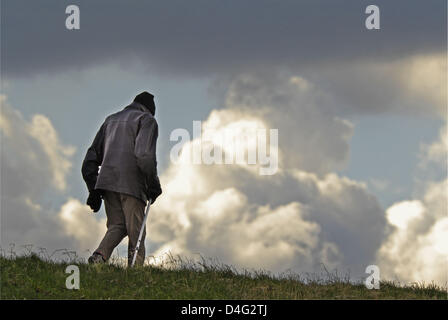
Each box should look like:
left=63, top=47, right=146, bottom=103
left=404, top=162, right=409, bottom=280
left=81, top=92, right=162, bottom=266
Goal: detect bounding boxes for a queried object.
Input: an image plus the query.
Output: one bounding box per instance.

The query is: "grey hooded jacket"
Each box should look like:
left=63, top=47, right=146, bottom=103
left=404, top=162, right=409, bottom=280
left=82, top=101, right=162, bottom=204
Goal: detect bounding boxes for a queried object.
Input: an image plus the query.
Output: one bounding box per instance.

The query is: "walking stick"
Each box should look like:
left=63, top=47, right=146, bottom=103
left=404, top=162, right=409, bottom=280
left=131, top=199, right=152, bottom=267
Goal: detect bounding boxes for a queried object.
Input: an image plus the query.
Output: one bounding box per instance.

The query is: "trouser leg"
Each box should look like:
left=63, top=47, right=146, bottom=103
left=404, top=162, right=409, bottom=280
left=121, top=194, right=147, bottom=266
left=95, top=190, right=127, bottom=261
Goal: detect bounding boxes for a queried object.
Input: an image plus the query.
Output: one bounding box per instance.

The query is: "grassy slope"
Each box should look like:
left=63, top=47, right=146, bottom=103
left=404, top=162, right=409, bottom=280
left=1, top=254, right=446, bottom=299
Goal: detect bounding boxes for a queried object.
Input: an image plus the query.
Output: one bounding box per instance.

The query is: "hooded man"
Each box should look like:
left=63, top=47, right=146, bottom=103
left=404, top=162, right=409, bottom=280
left=81, top=91, right=162, bottom=266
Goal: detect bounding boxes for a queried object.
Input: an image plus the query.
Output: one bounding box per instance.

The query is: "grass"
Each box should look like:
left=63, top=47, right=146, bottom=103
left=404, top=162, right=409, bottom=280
left=1, top=248, right=446, bottom=300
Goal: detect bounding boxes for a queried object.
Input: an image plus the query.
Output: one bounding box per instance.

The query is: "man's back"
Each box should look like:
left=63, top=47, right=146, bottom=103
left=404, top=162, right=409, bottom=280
left=82, top=100, right=162, bottom=205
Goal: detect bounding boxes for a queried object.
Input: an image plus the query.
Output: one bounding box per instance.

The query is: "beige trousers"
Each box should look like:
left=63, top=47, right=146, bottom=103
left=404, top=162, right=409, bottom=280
left=95, top=190, right=147, bottom=266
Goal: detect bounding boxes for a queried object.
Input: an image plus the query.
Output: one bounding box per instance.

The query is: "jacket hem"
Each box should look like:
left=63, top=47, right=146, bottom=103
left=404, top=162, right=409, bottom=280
left=95, top=185, right=147, bottom=205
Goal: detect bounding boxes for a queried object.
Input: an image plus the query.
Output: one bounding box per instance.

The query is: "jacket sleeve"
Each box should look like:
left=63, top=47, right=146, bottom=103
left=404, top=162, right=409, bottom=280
left=135, top=115, right=162, bottom=199
left=81, top=122, right=106, bottom=193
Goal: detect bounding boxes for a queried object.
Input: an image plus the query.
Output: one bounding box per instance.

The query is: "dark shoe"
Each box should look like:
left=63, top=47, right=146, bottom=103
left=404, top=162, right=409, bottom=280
left=88, top=252, right=105, bottom=264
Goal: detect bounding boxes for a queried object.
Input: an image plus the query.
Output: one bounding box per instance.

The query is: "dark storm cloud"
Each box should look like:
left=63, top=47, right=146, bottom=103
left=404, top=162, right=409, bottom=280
left=1, top=0, right=445, bottom=78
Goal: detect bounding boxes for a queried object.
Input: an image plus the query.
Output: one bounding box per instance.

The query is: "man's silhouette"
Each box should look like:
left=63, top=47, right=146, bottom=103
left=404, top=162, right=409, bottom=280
left=81, top=92, right=162, bottom=266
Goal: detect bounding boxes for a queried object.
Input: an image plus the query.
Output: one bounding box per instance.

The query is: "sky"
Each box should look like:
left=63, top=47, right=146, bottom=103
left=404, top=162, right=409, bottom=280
left=1, top=0, right=447, bottom=286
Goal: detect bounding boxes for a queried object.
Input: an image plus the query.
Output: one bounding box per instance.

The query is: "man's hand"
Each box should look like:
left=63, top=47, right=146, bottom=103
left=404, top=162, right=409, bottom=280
left=148, top=187, right=162, bottom=205
left=87, top=189, right=102, bottom=212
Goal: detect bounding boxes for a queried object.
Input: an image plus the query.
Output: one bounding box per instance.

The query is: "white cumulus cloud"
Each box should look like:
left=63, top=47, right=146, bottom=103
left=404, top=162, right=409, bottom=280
left=148, top=76, right=385, bottom=278
left=0, top=95, right=102, bottom=256
left=378, top=125, right=447, bottom=285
